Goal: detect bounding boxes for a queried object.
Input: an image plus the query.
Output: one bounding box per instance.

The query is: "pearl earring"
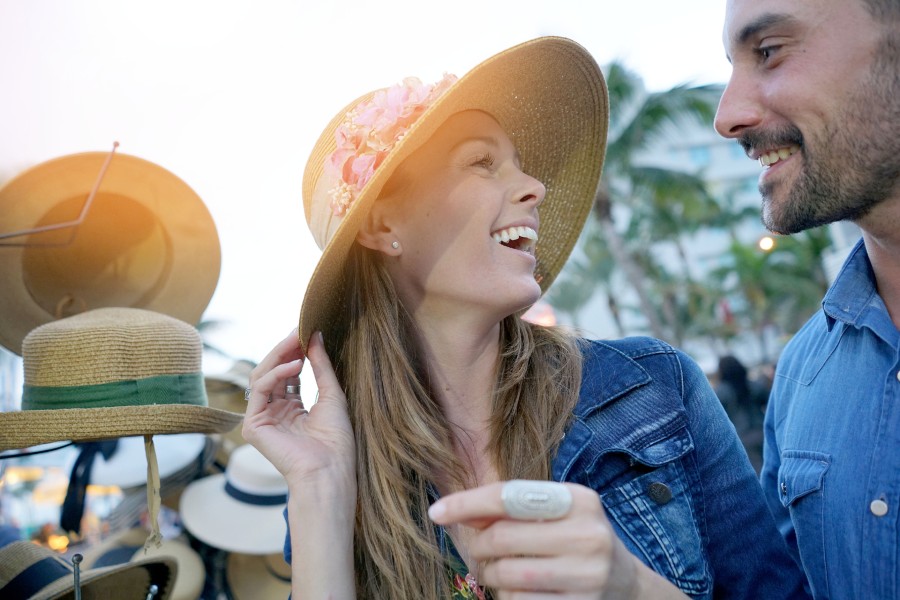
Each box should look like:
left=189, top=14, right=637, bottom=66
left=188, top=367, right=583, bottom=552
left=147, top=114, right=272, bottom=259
left=391, top=241, right=399, bottom=249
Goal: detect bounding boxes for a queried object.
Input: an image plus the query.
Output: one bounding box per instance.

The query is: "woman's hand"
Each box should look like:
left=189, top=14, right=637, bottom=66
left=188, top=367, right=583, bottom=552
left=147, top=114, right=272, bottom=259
left=241, top=330, right=356, bottom=489
left=428, top=481, right=687, bottom=600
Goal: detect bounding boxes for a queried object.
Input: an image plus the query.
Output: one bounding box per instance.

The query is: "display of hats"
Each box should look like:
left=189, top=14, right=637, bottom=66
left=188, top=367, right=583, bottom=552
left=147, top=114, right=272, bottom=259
left=226, top=552, right=291, bottom=600
left=0, top=307, right=244, bottom=451
left=204, top=359, right=255, bottom=462
left=77, top=434, right=217, bottom=534
left=0, top=150, right=221, bottom=356
left=0, top=540, right=177, bottom=599
left=180, top=444, right=287, bottom=554
left=64, top=434, right=208, bottom=490
left=80, top=528, right=205, bottom=600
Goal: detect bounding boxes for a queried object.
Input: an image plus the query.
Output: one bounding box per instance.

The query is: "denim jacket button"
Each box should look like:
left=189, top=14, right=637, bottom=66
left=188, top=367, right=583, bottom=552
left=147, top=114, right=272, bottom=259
left=647, top=482, right=673, bottom=505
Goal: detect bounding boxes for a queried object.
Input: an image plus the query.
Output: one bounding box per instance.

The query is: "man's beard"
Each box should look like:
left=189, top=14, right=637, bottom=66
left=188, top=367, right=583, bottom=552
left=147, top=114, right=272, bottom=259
left=741, top=40, right=900, bottom=235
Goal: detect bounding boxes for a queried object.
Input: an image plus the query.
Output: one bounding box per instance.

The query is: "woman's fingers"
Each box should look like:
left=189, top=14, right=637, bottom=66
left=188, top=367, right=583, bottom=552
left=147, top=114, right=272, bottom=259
left=244, top=357, right=303, bottom=418
left=479, top=555, right=609, bottom=594
left=429, top=481, right=585, bottom=529
left=252, top=327, right=305, bottom=382
left=305, top=332, right=348, bottom=413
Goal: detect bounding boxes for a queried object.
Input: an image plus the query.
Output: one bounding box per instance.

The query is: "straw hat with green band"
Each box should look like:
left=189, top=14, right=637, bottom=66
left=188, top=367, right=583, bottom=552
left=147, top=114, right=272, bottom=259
left=298, top=36, right=609, bottom=350
left=0, top=307, right=243, bottom=548
left=1, top=307, right=243, bottom=448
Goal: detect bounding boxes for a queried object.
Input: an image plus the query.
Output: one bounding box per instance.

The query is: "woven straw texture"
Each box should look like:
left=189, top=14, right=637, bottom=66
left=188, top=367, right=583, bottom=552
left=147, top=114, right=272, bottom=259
left=0, top=540, right=177, bottom=600
left=298, top=36, right=608, bottom=349
left=23, top=307, right=201, bottom=387
left=0, top=307, right=243, bottom=452
left=0, top=151, right=220, bottom=356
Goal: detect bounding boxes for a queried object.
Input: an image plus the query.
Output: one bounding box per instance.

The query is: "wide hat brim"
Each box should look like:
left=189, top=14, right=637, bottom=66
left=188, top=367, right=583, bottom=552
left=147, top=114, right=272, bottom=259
left=0, top=404, right=243, bottom=452
left=63, top=433, right=209, bottom=489
left=0, top=151, right=221, bottom=355
left=299, top=36, right=608, bottom=349
left=179, top=472, right=287, bottom=554
left=226, top=552, right=292, bottom=600
left=80, top=529, right=205, bottom=600
left=0, top=541, right=178, bottom=600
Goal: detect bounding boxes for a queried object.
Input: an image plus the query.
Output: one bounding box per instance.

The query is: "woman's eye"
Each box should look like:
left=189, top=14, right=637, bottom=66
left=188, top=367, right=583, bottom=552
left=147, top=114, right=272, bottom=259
left=471, top=153, right=495, bottom=168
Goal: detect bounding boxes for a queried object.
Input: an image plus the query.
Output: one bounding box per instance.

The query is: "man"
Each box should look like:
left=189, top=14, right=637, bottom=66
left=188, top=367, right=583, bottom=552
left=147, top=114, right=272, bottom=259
left=714, top=0, right=899, bottom=598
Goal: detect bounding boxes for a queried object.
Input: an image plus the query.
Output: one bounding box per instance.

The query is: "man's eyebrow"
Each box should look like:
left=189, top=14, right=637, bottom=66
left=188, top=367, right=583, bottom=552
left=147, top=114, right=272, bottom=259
left=736, top=12, right=798, bottom=45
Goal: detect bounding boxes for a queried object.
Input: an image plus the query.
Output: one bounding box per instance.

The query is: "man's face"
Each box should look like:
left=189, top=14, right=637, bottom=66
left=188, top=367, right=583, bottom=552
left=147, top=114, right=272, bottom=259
left=714, top=0, right=900, bottom=234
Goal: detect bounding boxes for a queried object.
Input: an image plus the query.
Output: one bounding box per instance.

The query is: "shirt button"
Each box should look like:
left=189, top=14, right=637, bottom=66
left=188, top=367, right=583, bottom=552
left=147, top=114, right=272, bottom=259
left=780, top=481, right=788, bottom=496
left=896, top=370, right=900, bottom=383
left=647, top=482, right=673, bottom=505
left=870, top=499, right=889, bottom=517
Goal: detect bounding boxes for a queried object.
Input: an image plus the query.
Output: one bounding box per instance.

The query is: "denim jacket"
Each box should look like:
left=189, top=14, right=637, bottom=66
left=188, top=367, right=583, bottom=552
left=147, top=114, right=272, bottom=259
left=561, top=337, right=810, bottom=599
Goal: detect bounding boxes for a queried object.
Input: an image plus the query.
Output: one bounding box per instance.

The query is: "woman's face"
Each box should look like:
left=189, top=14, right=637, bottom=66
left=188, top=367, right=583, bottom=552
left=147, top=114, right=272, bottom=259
left=380, top=110, right=546, bottom=326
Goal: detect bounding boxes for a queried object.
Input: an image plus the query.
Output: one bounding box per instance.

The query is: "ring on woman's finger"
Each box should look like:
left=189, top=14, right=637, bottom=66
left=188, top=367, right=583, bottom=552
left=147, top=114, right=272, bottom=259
left=244, top=388, right=252, bottom=402
left=285, top=384, right=301, bottom=395
left=501, top=480, right=573, bottom=520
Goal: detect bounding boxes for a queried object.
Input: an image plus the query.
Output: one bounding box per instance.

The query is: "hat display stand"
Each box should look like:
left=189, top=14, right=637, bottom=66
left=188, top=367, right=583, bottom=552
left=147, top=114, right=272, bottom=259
left=0, top=148, right=269, bottom=597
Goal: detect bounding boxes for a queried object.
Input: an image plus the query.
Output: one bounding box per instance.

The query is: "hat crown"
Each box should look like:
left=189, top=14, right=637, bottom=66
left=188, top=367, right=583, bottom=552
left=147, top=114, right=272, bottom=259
left=227, top=444, right=288, bottom=497
left=23, top=306, right=201, bottom=388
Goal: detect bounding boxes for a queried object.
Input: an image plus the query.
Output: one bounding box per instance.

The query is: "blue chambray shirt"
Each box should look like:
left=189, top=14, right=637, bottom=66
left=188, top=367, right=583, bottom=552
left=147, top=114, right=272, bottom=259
left=762, top=238, right=900, bottom=600
left=556, top=337, right=808, bottom=599
left=284, top=336, right=809, bottom=598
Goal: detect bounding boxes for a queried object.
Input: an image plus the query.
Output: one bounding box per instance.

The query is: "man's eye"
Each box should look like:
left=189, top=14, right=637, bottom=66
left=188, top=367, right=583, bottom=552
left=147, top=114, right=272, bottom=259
left=757, top=44, right=780, bottom=62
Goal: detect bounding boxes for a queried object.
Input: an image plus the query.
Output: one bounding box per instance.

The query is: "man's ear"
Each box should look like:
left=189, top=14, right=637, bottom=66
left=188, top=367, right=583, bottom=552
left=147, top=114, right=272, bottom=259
left=356, top=202, right=398, bottom=254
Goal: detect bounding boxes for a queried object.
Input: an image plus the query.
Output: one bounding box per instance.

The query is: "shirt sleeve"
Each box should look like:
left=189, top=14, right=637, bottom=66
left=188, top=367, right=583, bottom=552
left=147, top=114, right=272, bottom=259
left=675, top=349, right=810, bottom=599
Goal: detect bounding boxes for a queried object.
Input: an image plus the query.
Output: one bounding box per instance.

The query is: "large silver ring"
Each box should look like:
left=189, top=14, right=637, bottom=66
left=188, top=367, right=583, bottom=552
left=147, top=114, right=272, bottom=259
left=244, top=388, right=252, bottom=402
left=285, top=385, right=301, bottom=395
left=501, top=480, right=573, bottom=521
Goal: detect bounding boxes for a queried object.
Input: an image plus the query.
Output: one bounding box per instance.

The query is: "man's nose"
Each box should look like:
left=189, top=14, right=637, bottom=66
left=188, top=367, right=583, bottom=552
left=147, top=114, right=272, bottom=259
left=714, top=72, right=763, bottom=139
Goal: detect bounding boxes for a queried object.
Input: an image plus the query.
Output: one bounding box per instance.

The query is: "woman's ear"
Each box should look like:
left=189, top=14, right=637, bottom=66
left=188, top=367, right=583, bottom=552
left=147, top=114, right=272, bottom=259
left=356, top=202, right=400, bottom=255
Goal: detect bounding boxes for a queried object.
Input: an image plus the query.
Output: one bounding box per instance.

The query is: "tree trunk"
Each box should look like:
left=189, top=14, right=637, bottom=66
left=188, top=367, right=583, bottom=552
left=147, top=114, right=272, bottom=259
left=597, top=216, right=666, bottom=339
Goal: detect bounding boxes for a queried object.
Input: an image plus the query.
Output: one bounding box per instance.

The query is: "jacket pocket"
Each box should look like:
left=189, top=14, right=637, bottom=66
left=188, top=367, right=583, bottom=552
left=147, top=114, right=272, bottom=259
left=601, top=458, right=710, bottom=598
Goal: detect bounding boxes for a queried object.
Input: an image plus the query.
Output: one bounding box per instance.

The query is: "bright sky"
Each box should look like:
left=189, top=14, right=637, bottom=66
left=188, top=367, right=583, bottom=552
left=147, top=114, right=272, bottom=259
left=0, top=1, right=732, bottom=373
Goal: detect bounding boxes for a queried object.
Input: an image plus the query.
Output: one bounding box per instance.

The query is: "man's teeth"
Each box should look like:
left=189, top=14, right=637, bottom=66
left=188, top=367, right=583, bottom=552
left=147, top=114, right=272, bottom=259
left=759, top=144, right=800, bottom=167
left=492, top=226, right=538, bottom=245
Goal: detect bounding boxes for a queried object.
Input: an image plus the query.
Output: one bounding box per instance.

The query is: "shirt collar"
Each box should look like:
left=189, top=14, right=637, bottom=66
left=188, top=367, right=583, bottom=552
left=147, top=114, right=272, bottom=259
left=822, top=238, right=877, bottom=331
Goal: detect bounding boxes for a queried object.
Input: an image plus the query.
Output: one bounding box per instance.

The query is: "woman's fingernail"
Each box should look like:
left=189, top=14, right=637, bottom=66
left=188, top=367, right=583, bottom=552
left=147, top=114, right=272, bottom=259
left=428, top=501, right=445, bottom=520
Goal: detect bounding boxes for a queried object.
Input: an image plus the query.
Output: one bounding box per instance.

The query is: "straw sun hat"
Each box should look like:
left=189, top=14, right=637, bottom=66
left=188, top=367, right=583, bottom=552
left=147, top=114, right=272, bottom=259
left=298, top=36, right=609, bottom=348
left=0, top=307, right=244, bottom=547
left=0, top=150, right=221, bottom=355
left=179, top=444, right=288, bottom=555
left=0, top=540, right=177, bottom=600
left=80, top=529, right=206, bottom=600
left=0, top=307, right=243, bottom=451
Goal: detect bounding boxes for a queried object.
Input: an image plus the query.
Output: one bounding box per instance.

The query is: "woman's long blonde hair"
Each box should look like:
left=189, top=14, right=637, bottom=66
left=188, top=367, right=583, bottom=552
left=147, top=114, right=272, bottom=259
left=330, top=243, right=584, bottom=599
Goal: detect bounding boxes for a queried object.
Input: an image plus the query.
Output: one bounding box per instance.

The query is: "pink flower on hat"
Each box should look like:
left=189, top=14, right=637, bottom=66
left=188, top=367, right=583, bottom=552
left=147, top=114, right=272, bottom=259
left=325, top=73, right=458, bottom=216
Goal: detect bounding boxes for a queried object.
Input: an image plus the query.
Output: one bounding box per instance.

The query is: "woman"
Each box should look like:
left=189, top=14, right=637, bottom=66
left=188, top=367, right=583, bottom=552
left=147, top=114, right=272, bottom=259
left=243, top=37, right=809, bottom=599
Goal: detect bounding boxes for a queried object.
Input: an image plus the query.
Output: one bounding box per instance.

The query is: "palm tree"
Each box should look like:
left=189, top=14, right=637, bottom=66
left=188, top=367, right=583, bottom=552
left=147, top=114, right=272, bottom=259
left=588, top=61, right=722, bottom=341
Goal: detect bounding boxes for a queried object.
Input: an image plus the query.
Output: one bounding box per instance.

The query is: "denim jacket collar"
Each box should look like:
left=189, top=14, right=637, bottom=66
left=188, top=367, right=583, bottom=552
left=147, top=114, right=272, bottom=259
left=572, top=339, right=651, bottom=418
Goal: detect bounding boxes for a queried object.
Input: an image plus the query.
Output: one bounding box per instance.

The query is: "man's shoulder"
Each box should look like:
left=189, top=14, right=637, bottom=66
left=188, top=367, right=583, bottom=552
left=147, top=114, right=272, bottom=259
left=777, top=309, right=831, bottom=365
